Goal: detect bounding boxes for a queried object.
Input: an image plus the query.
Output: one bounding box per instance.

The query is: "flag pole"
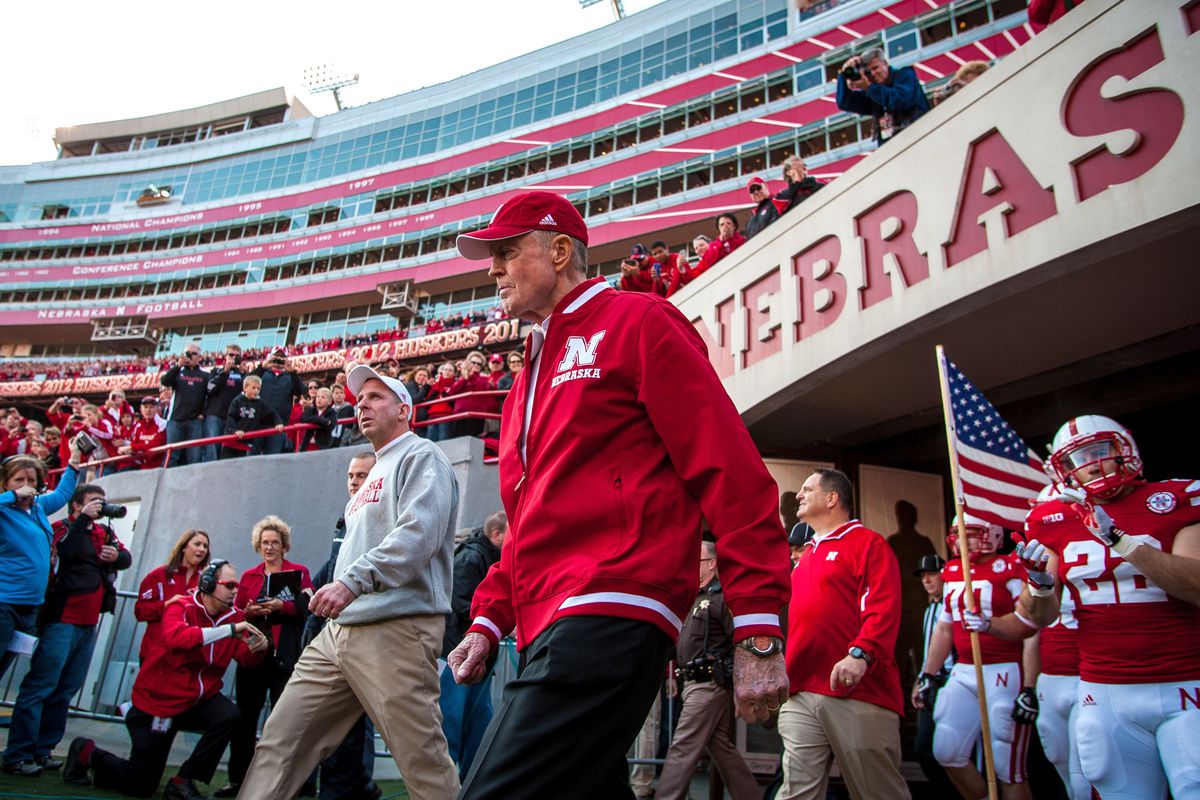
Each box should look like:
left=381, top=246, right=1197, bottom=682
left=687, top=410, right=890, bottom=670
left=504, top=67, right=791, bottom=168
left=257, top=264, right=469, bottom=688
left=935, top=345, right=999, bottom=800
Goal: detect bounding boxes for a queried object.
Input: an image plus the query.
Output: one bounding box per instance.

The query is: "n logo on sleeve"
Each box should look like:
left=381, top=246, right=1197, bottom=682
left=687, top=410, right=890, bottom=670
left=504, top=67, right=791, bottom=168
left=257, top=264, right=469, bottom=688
left=553, top=331, right=607, bottom=388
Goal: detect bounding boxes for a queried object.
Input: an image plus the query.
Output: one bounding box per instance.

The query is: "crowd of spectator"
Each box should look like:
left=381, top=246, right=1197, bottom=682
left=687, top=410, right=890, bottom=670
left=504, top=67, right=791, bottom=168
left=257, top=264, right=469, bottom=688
left=0, top=306, right=506, bottom=384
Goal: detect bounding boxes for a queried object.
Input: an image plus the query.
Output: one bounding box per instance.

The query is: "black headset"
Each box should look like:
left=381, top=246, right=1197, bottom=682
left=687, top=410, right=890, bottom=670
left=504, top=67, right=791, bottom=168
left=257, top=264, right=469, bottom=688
left=197, top=558, right=230, bottom=596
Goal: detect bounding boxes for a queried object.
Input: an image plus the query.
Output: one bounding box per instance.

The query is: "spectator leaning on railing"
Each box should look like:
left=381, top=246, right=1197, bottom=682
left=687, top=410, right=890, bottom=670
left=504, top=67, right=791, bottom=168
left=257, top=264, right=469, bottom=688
left=118, top=397, right=167, bottom=469
left=836, top=47, right=930, bottom=146
left=301, top=388, right=339, bottom=450
left=743, top=177, right=781, bottom=239
left=773, top=156, right=826, bottom=216
left=222, top=375, right=285, bottom=459
left=2, top=483, right=131, bottom=777
left=253, top=348, right=304, bottom=456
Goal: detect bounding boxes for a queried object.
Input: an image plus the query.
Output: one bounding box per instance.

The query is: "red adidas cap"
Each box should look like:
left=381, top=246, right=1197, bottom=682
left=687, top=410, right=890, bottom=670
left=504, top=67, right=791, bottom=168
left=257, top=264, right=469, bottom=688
left=456, top=191, right=588, bottom=260
left=746, top=177, right=767, bottom=191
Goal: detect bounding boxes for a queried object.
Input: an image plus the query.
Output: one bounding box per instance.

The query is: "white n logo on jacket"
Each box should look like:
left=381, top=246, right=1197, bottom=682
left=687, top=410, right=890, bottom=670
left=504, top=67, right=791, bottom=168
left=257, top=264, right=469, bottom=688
left=557, top=332, right=606, bottom=372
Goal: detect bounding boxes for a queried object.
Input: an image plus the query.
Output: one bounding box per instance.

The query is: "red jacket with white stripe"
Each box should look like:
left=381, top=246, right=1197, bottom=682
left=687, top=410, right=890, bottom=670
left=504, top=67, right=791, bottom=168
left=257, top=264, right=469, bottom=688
left=131, top=593, right=262, bottom=717
left=468, top=277, right=789, bottom=651
left=785, top=521, right=904, bottom=715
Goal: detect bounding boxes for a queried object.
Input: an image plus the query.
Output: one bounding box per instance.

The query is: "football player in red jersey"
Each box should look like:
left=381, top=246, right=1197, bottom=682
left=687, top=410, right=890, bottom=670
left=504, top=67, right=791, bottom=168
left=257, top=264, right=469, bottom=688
left=1021, top=415, right=1200, bottom=800
left=916, top=515, right=1037, bottom=800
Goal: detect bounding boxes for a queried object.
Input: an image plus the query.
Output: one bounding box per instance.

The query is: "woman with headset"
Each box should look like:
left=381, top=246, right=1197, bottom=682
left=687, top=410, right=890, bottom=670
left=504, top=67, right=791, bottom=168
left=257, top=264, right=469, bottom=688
left=0, top=442, right=84, bottom=685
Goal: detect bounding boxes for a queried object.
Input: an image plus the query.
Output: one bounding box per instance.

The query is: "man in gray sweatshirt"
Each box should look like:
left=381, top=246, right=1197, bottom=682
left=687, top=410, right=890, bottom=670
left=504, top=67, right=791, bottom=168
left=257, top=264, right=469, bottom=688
left=237, top=363, right=461, bottom=800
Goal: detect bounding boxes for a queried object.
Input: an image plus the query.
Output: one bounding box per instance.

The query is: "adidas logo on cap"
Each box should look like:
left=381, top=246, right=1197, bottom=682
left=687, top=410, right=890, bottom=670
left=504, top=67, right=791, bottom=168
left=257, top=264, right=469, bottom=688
left=539, top=213, right=557, bottom=226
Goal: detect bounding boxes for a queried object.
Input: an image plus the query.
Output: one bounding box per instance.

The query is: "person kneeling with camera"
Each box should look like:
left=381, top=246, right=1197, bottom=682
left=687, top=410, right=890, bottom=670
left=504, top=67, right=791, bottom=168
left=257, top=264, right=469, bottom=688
left=2, top=484, right=130, bottom=777
left=64, top=559, right=269, bottom=800
left=653, top=540, right=761, bottom=800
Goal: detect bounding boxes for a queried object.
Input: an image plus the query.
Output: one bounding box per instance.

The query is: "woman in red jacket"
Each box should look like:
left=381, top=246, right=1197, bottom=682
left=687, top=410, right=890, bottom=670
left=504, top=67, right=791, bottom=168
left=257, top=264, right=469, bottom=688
left=424, top=361, right=459, bottom=442
left=450, top=351, right=493, bottom=439
left=134, top=530, right=211, bottom=661
left=218, top=515, right=312, bottom=798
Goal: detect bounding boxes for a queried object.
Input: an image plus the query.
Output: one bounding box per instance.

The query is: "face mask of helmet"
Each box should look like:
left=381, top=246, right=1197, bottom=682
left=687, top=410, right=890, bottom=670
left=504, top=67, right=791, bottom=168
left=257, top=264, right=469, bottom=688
left=1049, top=416, right=1142, bottom=501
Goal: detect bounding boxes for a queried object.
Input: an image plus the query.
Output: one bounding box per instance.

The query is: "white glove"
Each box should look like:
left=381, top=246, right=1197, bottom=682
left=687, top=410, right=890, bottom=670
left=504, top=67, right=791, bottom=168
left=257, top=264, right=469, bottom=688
left=1059, top=489, right=1140, bottom=557
left=1015, top=540, right=1055, bottom=592
left=962, top=608, right=991, bottom=634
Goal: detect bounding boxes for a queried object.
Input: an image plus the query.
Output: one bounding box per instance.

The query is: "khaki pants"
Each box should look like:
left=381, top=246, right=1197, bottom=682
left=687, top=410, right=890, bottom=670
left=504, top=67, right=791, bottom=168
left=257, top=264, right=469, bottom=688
left=776, top=691, right=910, bottom=800
left=655, top=682, right=760, bottom=800
left=237, top=614, right=459, bottom=800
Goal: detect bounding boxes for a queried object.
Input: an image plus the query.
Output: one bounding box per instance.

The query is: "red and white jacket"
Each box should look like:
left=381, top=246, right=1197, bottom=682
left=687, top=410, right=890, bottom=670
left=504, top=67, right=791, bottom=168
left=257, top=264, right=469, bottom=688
left=131, top=593, right=262, bottom=717
left=468, top=278, right=789, bottom=651
left=134, top=565, right=201, bottom=659
left=785, top=521, right=904, bottom=715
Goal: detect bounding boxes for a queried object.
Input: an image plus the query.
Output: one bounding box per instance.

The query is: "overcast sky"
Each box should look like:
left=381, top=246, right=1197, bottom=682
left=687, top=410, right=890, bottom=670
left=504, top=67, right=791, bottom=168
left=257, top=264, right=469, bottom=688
left=0, top=0, right=662, bottom=167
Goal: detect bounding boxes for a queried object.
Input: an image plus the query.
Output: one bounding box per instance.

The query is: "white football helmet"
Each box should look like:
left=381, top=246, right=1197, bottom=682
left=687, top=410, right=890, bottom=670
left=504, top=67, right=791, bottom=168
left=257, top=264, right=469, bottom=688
left=1049, top=415, right=1141, bottom=501
left=947, top=512, right=1003, bottom=563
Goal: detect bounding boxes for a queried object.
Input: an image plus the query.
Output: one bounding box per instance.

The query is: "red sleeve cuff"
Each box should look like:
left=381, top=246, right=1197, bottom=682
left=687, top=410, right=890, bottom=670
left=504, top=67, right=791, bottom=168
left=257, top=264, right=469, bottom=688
left=731, top=612, right=782, bottom=642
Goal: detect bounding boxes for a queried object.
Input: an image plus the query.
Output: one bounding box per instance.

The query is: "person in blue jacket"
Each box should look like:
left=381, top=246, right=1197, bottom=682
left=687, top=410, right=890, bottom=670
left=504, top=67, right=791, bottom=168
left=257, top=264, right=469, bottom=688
left=836, top=47, right=931, bottom=145
left=0, top=443, right=83, bottom=684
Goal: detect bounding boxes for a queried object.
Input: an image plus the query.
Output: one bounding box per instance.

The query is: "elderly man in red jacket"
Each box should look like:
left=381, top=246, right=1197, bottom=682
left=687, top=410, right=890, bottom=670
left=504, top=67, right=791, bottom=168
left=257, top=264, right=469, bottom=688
left=63, top=560, right=267, bottom=800
left=447, top=191, right=790, bottom=799
left=781, top=469, right=909, bottom=800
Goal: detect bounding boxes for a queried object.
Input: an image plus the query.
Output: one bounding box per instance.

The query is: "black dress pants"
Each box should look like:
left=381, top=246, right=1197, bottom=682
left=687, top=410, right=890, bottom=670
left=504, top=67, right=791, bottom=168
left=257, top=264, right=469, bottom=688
left=227, top=658, right=292, bottom=785
left=459, top=616, right=673, bottom=800
left=92, top=694, right=240, bottom=798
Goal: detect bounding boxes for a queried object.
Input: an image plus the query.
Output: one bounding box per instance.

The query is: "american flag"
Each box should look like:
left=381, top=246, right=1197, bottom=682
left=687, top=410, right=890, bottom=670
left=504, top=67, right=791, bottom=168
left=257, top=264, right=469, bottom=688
left=937, top=348, right=1050, bottom=529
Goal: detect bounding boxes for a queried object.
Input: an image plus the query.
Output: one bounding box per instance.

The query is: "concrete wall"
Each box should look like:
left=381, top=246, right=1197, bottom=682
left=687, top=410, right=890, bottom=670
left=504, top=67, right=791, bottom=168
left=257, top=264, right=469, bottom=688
left=86, top=435, right=500, bottom=582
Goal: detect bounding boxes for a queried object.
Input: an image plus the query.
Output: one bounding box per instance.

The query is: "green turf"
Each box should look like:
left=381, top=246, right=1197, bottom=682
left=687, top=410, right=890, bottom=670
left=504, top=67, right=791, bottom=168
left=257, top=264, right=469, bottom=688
left=0, top=769, right=411, bottom=799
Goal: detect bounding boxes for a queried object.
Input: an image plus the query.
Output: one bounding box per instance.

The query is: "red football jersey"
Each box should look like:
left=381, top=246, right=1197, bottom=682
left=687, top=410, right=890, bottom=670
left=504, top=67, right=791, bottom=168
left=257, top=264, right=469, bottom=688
left=939, top=553, right=1025, bottom=665
left=1026, top=479, right=1200, bottom=684
left=1037, top=590, right=1079, bottom=677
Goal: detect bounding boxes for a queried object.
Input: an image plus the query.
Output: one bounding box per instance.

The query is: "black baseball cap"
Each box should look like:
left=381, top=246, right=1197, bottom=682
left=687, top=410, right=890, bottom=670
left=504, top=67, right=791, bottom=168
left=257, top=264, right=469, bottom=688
left=913, top=554, right=945, bottom=577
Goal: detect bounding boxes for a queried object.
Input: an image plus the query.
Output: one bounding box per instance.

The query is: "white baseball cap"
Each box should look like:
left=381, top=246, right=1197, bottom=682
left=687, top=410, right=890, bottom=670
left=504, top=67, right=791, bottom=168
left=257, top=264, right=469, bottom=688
left=345, top=364, right=412, bottom=406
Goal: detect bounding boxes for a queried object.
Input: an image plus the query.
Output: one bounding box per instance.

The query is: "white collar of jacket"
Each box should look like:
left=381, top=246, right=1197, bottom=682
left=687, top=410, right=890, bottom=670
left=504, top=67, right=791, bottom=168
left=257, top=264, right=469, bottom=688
left=806, top=519, right=864, bottom=548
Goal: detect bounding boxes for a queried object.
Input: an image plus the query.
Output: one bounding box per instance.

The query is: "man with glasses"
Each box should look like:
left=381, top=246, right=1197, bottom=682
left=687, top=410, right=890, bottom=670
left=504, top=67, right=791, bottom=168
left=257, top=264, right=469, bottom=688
left=743, top=178, right=780, bottom=239
left=160, top=346, right=210, bottom=467
left=202, top=345, right=244, bottom=463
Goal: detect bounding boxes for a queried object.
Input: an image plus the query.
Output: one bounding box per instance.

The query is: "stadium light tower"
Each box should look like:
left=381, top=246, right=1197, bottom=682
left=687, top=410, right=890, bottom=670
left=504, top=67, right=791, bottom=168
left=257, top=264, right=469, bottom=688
left=303, top=64, right=360, bottom=111
left=579, top=0, right=624, bottom=20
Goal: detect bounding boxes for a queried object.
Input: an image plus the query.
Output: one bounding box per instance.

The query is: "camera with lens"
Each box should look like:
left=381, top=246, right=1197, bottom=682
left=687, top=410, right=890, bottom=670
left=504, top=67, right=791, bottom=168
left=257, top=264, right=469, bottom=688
left=842, top=64, right=862, bottom=81
left=99, top=502, right=128, bottom=519
left=73, top=432, right=98, bottom=455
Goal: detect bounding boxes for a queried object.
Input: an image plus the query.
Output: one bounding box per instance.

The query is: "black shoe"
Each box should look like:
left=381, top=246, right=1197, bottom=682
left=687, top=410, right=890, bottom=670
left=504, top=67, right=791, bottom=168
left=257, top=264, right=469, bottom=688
left=163, top=777, right=212, bottom=800
left=36, top=755, right=64, bottom=770
left=63, top=738, right=93, bottom=786
left=213, top=783, right=240, bottom=798
left=1, top=759, right=43, bottom=777
left=362, top=780, right=383, bottom=800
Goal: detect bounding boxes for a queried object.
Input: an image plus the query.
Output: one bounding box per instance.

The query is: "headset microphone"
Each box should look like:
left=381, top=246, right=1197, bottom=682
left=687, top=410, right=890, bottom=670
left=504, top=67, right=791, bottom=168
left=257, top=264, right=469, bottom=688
left=197, top=559, right=234, bottom=607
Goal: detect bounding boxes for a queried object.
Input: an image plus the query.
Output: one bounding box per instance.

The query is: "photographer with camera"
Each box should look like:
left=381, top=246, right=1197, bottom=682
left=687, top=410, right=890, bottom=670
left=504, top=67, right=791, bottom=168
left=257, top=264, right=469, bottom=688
left=3, top=484, right=131, bottom=777
left=0, top=443, right=83, bottom=685
left=253, top=347, right=305, bottom=456
left=65, top=560, right=269, bottom=800
left=618, top=243, right=667, bottom=295
left=654, top=540, right=761, bottom=800
left=835, top=47, right=930, bottom=146
left=160, top=344, right=210, bottom=467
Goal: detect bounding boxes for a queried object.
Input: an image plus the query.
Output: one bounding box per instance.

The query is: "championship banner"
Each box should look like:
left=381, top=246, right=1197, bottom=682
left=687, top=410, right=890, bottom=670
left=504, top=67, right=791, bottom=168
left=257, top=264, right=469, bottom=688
left=0, top=319, right=524, bottom=399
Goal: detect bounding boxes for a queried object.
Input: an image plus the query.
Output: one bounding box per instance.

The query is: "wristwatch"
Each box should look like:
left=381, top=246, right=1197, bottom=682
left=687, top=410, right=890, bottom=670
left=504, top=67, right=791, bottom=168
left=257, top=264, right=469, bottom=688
left=848, top=645, right=872, bottom=665
left=737, top=635, right=784, bottom=657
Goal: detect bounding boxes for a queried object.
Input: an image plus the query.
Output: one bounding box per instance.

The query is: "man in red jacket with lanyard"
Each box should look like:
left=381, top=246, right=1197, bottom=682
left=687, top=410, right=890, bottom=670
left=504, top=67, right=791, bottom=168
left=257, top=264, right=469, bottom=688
left=64, top=560, right=267, bottom=800
left=447, top=191, right=790, bottom=799
left=781, top=469, right=909, bottom=800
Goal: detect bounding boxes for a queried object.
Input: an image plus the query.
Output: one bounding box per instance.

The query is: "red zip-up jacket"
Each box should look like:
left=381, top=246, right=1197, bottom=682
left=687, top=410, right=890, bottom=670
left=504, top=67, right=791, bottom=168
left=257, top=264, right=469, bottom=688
left=134, top=565, right=200, bottom=659
left=468, top=278, right=789, bottom=651
left=785, top=521, right=904, bottom=715
left=131, top=593, right=262, bottom=717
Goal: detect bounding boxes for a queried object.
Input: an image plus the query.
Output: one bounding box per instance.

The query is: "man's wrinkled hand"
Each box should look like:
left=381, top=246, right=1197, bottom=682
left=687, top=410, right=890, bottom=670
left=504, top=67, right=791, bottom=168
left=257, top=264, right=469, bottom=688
left=448, top=632, right=492, bottom=685
left=732, top=648, right=788, bottom=724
